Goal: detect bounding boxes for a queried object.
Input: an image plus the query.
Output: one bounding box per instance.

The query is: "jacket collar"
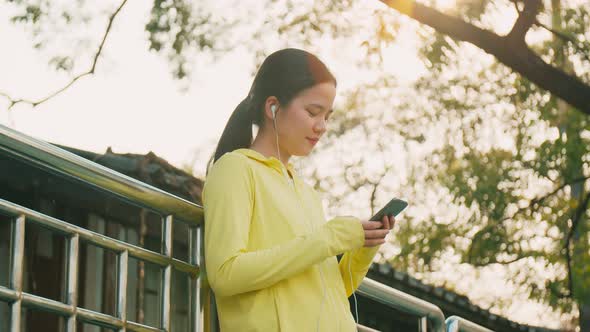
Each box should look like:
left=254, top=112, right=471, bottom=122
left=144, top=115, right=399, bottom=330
left=234, top=148, right=295, bottom=177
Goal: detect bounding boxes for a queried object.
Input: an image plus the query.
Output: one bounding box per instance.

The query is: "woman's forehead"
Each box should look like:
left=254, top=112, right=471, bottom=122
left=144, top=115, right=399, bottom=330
left=297, top=82, right=336, bottom=103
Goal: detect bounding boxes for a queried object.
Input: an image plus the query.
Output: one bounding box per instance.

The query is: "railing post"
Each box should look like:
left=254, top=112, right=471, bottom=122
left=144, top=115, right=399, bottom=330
left=66, top=234, right=80, bottom=332
left=117, top=250, right=128, bottom=332
left=419, top=316, right=428, bottom=332
left=10, top=215, right=25, bottom=332
left=162, top=215, right=173, bottom=331
left=190, top=226, right=205, bottom=331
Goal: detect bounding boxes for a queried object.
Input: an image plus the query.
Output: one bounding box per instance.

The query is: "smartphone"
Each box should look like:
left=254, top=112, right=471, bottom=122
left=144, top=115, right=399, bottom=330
left=370, top=198, right=408, bottom=222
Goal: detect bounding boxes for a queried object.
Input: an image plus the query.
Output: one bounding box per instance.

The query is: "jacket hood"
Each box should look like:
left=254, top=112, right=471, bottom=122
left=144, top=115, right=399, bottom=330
left=233, top=148, right=295, bottom=176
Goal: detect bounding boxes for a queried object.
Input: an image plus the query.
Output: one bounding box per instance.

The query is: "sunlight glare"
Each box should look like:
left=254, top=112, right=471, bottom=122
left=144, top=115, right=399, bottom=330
left=436, top=0, right=457, bottom=10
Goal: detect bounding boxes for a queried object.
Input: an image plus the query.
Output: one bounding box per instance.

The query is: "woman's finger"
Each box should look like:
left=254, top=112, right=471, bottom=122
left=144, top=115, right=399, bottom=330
left=364, top=229, right=389, bottom=239
left=364, top=238, right=386, bottom=247
left=361, top=220, right=383, bottom=230
left=382, top=214, right=390, bottom=230
left=389, top=215, right=396, bottom=229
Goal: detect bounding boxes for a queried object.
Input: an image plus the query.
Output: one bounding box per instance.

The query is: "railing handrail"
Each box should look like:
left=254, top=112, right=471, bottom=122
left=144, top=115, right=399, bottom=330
left=0, top=124, right=203, bottom=223
left=445, top=315, right=494, bottom=332
left=358, top=277, right=446, bottom=332
left=357, top=324, right=381, bottom=332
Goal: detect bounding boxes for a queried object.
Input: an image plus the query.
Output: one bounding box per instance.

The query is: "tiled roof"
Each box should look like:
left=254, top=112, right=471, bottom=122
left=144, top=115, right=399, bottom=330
left=57, top=144, right=204, bottom=204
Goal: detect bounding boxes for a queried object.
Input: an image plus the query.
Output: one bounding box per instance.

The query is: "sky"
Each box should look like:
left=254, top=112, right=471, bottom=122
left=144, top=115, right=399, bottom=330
left=0, top=1, right=250, bottom=176
left=0, top=0, right=570, bottom=329
left=0, top=0, right=423, bottom=177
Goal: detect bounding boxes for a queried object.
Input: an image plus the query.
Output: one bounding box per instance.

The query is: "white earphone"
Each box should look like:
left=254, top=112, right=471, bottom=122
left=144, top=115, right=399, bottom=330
left=271, top=104, right=277, bottom=119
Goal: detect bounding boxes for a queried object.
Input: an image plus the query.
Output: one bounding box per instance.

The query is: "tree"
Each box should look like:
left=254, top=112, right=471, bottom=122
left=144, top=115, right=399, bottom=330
left=379, top=0, right=590, bottom=115
left=372, top=0, right=590, bottom=328
left=306, top=51, right=588, bottom=329
left=408, top=62, right=589, bottom=330
left=305, top=0, right=590, bottom=328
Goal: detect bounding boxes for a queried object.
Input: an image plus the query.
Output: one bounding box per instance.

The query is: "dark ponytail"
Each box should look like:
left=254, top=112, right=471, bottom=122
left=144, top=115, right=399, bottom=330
left=206, top=48, right=336, bottom=175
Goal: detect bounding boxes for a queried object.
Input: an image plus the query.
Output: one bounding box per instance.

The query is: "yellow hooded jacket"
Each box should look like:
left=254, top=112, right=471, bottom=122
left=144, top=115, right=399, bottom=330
left=202, top=148, right=380, bottom=331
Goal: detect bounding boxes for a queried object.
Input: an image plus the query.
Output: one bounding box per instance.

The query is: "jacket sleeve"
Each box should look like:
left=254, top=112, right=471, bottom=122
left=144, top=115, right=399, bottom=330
left=309, top=186, right=381, bottom=297
left=202, top=153, right=365, bottom=297
left=338, top=246, right=380, bottom=297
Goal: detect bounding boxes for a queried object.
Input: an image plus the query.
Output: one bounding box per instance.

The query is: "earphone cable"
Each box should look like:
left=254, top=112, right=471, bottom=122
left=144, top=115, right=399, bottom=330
left=348, top=251, right=359, bottom=324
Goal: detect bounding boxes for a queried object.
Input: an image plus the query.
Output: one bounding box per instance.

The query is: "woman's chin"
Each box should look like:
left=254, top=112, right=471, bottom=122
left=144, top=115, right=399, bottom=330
left=302, top=147, right=315, bottom=156
left=292, top=147, right=313, bottom=157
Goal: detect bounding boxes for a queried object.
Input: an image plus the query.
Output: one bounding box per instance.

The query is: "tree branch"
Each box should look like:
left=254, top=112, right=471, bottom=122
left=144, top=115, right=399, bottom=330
left=563, top=192, right=590, bottom=298
left=0, top=0, right=129, bottom=112
left=507, top=0, right=542, bottom=41
left=508, top=0, right=522, bottom=15
left=378, top=0, right=590, bottom=115
left=503, top=175, right=590, bottom=222
left=471, top=251, right=541, bottom=267
left=368, top=166, right=394, bottom=216
left=534, top=19, right=590, bottom=64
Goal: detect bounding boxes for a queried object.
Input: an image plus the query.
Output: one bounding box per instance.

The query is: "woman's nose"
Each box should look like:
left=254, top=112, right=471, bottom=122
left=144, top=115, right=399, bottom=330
left=314, top=119, right=327, bottom=134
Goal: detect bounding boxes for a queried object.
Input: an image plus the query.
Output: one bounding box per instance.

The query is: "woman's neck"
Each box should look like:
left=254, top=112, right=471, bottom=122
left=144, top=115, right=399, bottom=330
left=250, top=132, right=291, bottom=168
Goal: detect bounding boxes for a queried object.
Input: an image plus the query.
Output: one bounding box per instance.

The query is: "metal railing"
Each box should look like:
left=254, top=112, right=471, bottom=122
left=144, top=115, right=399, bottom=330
left=446, top=316, right=494, bottom=332
left=0, top=199, right=203, bottom=331
left=0, top=124, right=207, bottom=332
left=358, top=278, right=446, bottom=332
left=357, top=324, right=381, bottom=331
left=0, top=124, right=498, bottom=332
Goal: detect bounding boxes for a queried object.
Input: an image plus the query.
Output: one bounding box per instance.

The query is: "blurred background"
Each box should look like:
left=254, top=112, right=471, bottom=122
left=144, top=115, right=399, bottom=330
left=1, top=0, right=589, bottom=330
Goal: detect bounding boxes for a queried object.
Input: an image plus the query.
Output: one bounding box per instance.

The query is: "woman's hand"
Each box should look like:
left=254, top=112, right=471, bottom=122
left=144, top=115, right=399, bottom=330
left=360, top=214, right=396, bottom=247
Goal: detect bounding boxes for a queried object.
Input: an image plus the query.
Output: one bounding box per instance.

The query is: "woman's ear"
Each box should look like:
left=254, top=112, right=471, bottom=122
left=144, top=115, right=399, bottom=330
left=264, top=96, right=280, bottom=120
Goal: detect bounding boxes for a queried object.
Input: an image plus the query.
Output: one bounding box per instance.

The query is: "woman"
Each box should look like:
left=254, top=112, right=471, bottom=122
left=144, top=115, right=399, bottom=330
left=202, top=48, right=396, bottom=331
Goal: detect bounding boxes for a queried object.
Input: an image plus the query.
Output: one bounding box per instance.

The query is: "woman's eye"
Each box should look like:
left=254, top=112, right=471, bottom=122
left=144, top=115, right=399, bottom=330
left=306, top=108, right=330, bottom=122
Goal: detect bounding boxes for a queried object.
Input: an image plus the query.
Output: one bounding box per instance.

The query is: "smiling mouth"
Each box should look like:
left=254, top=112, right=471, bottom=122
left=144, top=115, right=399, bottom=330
left=306, top=138, right=319, bottom=144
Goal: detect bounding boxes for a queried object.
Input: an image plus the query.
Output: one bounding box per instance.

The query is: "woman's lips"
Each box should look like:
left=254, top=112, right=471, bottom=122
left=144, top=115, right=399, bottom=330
left=306, top=137, right=319, bottom=145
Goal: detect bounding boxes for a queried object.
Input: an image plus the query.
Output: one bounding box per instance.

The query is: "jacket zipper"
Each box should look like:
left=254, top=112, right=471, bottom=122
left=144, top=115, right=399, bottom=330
left=280, top=164, right=340, bottom=331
